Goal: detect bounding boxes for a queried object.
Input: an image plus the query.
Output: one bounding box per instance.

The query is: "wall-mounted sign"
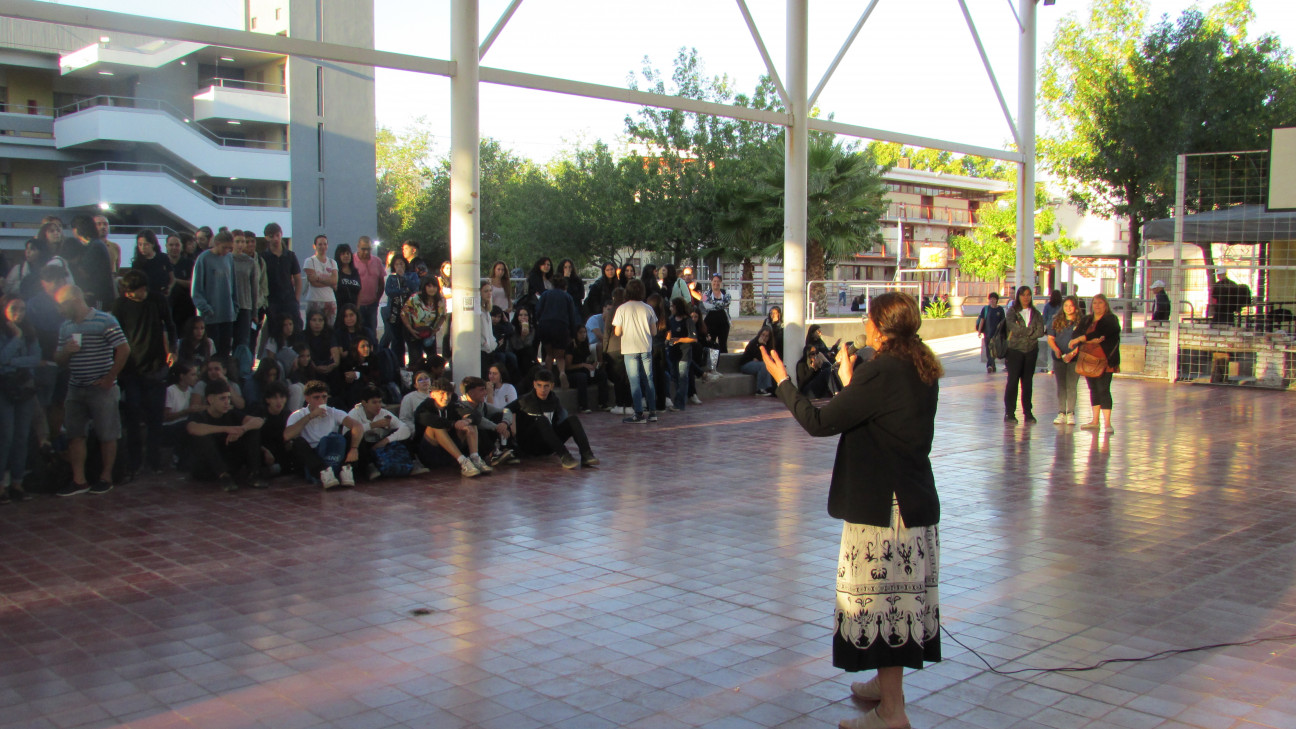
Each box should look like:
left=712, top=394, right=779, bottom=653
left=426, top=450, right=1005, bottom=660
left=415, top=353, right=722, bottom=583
left=918, top=246, right=948, bottom=269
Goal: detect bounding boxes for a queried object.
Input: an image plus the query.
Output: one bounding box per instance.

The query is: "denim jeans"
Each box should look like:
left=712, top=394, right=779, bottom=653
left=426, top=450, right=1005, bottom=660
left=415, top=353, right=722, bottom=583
left=671, top=355, right=691, bottom=410
left=622, top=351, right=656, bottom=416
left=293, top=432, right=349, bottom=481
left=740, top=359, right=774, bottom=391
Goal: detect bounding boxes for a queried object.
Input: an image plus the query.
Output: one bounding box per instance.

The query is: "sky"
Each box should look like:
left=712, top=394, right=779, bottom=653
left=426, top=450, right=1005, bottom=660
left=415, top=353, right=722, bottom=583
left=31, top=0, right=1296, bottom=164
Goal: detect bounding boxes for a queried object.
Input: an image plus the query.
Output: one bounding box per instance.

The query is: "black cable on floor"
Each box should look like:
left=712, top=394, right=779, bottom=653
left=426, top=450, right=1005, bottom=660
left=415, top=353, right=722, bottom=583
left=940, top=624, right=1296, bottom=675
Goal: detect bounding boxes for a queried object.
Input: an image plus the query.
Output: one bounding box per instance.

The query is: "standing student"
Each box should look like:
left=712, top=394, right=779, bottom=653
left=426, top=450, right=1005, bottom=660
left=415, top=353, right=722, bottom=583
left=302, top=234, right=338, bottom=322
left=1047, top=295, right=1082, bottom=426
left=65, top=215, right=115, bottom=308
left=54, top=286, right=130, bottom=496
left=190, top=231, right=237, bottom=357
left=611, top=279, right=658, bottom=424
left=111, top=270, right=176, bottom=476
left=761, top=292, right=942, bottom=729
left=1073, top=293, right=1122, bottom=433
left=1003, top=286, right=1044, bottom=424
left=260, top=222, right=302, bottom=333
left=353, top=236, right=386, bottom=334
left=0, top=297, right=40, bottom=502
left=230, top=230, right=260, bottom=351
left=334, top=244, right=361, bottom=325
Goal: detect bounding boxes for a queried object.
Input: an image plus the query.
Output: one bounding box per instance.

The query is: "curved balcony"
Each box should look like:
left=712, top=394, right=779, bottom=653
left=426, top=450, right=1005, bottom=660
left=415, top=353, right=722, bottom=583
left=53, top=96, right=289, bottom=181
left=64, top=162, right=291, bottom=236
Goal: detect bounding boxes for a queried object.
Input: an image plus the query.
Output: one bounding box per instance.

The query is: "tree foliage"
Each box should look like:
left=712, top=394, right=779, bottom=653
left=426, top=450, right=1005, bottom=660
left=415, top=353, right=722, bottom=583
left=865, top=142, right=1011, bottom=180
left=1040, top=0, right=1296, bottom=291
left=949, top=185, right=1075, bottom=286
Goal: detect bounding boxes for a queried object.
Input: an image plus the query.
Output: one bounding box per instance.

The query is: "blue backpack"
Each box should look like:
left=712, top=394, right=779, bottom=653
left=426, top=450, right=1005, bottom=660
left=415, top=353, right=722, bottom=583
left=373, top=443, right=415, bottom=477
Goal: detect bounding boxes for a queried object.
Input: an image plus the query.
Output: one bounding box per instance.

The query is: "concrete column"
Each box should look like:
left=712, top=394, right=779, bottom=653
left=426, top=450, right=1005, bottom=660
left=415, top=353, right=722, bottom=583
left=1015, top=0, right=1037, bottom=290
left=783, top=0, right=808, bottom=382
left=450, top=0, right=481, bottom=380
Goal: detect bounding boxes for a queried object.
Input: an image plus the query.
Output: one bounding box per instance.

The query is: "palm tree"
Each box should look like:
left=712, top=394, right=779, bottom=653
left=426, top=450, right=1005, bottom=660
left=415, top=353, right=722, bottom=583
left=717, top=136, right=889, bottom=313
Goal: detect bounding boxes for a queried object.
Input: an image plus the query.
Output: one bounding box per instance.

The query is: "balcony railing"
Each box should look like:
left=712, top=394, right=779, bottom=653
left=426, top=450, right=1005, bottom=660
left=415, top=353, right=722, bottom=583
left=0, top=193, right=66, bottom=207
left=67, top=161, right=288, bottom=208
left=883, top=202, right=977, bottom=226
left=55, top=95, right=287, bottom=151
left=199, top=77, right=286, bottom=94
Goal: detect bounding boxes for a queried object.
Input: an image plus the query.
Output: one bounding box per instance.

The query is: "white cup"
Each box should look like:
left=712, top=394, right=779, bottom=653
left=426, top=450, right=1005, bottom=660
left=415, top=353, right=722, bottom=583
left=71, top=333, right=83, bottom=346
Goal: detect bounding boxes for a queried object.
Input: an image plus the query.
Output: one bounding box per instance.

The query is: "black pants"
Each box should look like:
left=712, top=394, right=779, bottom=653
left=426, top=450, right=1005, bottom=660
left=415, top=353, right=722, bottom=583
left=1086, top=371, right=1114, bottom=409
left=1004, top=348, right=1039, bottom=416
left=704, top=311, right=730, bottom=352
left=209, top=320, right=234, bottom=359
left=568, top=367, right=608, bottom=410
left=606, top=354, right=631, bottom=407
left=190, top=428, right=262, bottom=479
left=119, top=370, right=166, bottom=472
left=517, top=415, right=592, bottom=458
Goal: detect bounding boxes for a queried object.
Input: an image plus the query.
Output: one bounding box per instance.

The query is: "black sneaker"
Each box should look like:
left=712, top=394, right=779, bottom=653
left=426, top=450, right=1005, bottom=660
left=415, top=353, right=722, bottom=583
left=88, top=480, right=113, bottom=495
left=1004, top=414, right=1017, bottom=423
left=1024, top=414, right=1038, bottom=424
left=58, top=482, right=90, bottom=497
left=581, top=453, right=600, bottom=468
left=622, top=414, right=646, bottom=424
left=559, top=453, right=579, bottom=469
left=647, top=412, right=659, bottom=423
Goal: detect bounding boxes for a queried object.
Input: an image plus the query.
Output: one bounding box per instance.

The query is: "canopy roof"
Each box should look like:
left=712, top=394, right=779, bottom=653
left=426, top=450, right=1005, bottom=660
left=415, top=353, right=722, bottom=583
left=1143, top=204, right=1296, bottom=243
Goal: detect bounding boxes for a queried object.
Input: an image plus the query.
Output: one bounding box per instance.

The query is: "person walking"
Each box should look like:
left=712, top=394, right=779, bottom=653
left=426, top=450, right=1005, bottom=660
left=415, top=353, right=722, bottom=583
left=1002, top=286, right=1044, bottom=423
left=974, top=292, right=1006, bottom=373
left=760, top=292, right=942, bottom=729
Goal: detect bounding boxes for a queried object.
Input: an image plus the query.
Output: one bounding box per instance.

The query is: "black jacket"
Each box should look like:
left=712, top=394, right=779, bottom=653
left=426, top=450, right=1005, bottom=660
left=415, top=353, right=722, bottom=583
left=776, top=353, right=940, bottom=528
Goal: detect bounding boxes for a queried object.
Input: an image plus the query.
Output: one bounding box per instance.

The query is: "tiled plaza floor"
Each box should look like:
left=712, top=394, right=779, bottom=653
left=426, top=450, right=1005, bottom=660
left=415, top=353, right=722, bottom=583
left=3, top=344, right=1296, bottom=729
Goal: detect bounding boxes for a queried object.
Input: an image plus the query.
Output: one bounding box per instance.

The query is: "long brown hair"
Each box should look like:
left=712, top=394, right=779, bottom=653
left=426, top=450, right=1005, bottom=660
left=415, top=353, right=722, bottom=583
left=1051, top=295, right=1080, bottom=333
left=868, top=292, right=943, bottom=385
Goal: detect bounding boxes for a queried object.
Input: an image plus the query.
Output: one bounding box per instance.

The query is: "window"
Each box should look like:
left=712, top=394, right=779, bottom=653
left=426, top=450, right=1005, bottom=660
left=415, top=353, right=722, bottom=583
left=318, top=178, right=325, bottom=226
left=315, top=66, right=323, bottom=116
left=316, top=123, right=323, bottom=171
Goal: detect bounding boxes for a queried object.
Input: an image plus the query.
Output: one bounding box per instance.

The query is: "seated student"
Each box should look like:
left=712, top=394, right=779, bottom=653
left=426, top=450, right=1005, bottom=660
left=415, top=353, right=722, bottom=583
left=176, top=316, right=217, bottom=367
left=566, top=324, right=608, bottom=413
left=249, top=380, right=295, bottom=477
left=506, top=369, right=598, bottom=469
left=190, top=357, right=246, bottom=411
left=163, top=360, right=202, bottom=468
left=347, top=385, right=416, bottom=481
left=334, top=304, right=375, bottom=360
left=413, top=378, right=492, bottom=478
left=283, top=380, right=364, bottom=489
left=341, top=334, right=401, bottom=406
left=459, top=376, right=517, bottom=466
left=398, top=367, right=434, bottom=435
left=184, top=379, right=266, bottom=491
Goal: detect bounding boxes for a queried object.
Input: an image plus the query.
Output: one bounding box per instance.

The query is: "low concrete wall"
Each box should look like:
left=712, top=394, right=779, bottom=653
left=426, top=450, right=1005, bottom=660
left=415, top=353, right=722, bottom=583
left=811, top=316, right=978, bottom=347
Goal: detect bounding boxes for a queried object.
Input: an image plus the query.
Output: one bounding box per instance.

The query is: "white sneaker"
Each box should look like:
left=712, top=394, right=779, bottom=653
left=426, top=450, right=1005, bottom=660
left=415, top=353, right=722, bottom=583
left=1053, top=413, right=1066, bottom=425
left=690, top=394, right=702, bottom=405
left=469, top=453, right=493, bottom=474
left=664, top=398, right=673, bottom=410
left=319, top=469, right=340, bottom=489
left=339, top=465, right=355, bottom=486
left=1066, top=413, right=1075, bottom=425
left=460, top=458, right=481, bottom=478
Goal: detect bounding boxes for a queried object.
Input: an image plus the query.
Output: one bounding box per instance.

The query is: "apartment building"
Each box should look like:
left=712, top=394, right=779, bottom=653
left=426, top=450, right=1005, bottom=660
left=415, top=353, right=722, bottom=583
left=0, top=0, right=375, bottom=257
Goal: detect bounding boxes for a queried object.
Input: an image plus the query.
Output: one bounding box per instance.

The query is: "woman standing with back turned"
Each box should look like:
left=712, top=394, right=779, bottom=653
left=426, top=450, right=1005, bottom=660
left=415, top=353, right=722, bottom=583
left=761, top=292, right=941, bottom=729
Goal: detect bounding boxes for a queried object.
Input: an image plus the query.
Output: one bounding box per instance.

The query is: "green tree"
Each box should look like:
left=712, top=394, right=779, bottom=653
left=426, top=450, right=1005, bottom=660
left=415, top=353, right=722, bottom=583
left=949, top=185, right=1075, bottom=290
left=1040, top=0, right=1296, bottom=295
left=865, top=142, right=1011, bottom=180
left=376, top=121, right=438, bottom=249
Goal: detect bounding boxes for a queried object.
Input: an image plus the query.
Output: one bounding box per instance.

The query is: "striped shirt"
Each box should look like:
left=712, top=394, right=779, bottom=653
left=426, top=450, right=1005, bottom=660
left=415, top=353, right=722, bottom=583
left=59, top=309, right=128, bottom=387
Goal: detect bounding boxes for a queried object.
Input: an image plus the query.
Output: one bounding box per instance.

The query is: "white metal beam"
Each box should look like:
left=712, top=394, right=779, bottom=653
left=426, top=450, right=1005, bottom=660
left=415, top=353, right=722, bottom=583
left=479, top=0, right=524, bottom=60
left=479, top=67, right=791, bottom=126
left=1005, top=0, right=1023, bottom=31
left=451, top=0, right=482, bottom=380
left=807, top=118, right=1024, bottom=163
left=3, top=0, right=454, bottom=77
left=784, top=0, right=808, bottom=384
left=957, top=0, right=1019, bottom=147
left=734, top=0, right=790, bottom=109
left=807, top=0, right=880, bottom=109
left=1015, top=0, right=1037, bottom=289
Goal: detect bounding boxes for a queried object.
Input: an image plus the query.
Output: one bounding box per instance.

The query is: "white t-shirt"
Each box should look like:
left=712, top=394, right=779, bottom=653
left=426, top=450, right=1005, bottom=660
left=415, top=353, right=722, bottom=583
left=302, top=255, right=338, bottom=303
left=487, top=383, right=517, bottom=410
left=164, top=384, right=192, bottom=425
left=286, top=405, right=349, bottom=447
left=612, top=301, right=657, bottom=355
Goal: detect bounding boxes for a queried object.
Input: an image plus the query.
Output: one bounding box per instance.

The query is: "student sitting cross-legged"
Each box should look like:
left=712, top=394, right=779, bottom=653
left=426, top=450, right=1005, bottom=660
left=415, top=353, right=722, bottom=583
left=283, top=379, right=364, bottom=489
left=458, top=376, right=518, bottom=467
left=506, top=369, right=598, bottom=469
left=413, top=378, right=492, bottom=478
left=184, top=378, right=266, bottom=492
left=347, top=385, right=417, bottom=480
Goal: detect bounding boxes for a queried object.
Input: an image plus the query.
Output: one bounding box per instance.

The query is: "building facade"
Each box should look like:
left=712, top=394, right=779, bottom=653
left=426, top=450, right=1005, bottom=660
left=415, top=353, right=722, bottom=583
left=0, top=0, right=375, bottom=258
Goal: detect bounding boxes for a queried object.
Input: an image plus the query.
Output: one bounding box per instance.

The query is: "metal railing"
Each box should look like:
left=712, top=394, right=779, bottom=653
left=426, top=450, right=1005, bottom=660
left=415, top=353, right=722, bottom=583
left=55, top=95, right=288, bottom=151
left=882, top=202, right=977, bottom=226
left=199, top=77, right=287, bottom=94
left=67, top=161, right=288, bottom=208
left=806, top=280, right=922, bottom=322
left=0, top=193, right=66, bottom=207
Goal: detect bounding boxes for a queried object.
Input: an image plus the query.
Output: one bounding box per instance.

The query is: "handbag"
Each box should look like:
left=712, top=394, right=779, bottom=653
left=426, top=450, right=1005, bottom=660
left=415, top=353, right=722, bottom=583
left=985, top=321, right=1007, bottom=360
left=1076, top=342, right=1108, bottom=377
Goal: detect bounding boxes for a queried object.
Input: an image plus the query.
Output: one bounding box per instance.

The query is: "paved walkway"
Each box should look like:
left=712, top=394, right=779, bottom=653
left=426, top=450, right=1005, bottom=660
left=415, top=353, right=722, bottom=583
left=2, top=337, right=1295, bottom=729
